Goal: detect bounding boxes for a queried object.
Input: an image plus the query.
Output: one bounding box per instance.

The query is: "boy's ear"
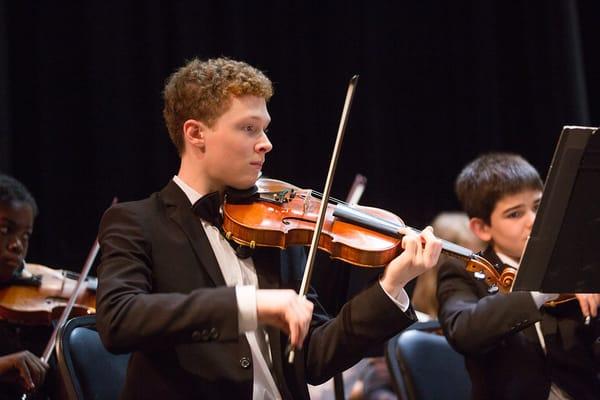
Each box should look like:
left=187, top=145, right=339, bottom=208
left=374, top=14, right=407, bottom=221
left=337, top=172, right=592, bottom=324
left=469, top=217, right=492, bottom=243
left=182, top=119, right=207, bottom=150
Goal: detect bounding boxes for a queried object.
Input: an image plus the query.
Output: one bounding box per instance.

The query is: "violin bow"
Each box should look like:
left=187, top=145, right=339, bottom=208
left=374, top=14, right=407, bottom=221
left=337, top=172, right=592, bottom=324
left=287, top=76, right=359, bottom=363
left=39, top=240, right=99, bottom=364
left=20, top=235, right=104, bottom=400
left=40, top=197, right=117, bottom=364
left=345, top=174, right=367, bottom=205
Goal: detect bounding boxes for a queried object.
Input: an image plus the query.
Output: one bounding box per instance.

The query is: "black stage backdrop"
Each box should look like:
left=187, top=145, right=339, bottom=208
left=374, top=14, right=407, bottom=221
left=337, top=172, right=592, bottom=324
left=1, top=1, right=599, bottom=311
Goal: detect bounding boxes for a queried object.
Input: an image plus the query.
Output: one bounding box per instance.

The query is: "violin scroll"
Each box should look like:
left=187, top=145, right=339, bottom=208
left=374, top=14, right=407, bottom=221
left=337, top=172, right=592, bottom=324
left=465, top=255, right=578, bottom=307
left=465, top=254, right=515, bottom=294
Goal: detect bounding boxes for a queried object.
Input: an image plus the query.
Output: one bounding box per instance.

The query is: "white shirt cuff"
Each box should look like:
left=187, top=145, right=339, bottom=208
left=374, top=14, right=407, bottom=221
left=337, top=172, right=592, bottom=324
left=236, top=285, right=258, bottom=333
left=530, top=291, right=559, bottom=308
left=379, top=281, right=410, bottom=312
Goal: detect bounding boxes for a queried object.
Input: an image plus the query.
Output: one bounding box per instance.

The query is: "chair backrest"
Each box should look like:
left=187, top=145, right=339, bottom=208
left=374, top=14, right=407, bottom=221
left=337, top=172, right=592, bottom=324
left=386, top=321, right=471, bottom=400
left=56, top=315, right=130, bottom=400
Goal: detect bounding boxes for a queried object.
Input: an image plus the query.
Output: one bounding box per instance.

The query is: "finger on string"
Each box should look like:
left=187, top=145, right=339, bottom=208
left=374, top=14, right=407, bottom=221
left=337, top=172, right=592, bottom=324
left=397, top=226, right=412, bottom=237
left=420, top=225, right=435, bottom=242
left=423, top=234, right=442, bottom=266
left=402, top=234, right=419, bottom=257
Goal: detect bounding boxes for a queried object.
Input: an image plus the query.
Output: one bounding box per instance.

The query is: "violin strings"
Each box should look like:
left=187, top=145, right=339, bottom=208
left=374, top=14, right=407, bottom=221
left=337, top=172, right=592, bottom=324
left=284, top=187, right=472, bottom=257
left=306, top=189, right=403, bottom=230
left=300, top=189, right=474, bottom=257
left=304, top=190, right=407, bottom=231
left=307, top=190, right=349, bottom=206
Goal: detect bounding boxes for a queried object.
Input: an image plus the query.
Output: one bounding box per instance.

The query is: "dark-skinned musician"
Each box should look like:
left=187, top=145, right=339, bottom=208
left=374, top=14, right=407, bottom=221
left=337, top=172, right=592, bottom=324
left=0, top=174, right=49, bottom=399
left=95, top=57, right=443, bottom=399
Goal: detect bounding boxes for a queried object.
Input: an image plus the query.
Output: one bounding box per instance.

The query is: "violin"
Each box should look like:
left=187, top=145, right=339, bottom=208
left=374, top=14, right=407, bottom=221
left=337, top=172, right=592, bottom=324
left=0, top=262, right=96, bottom=326
left=223, top=178, right=500, bottom=279
left=224, top=178, right=579, bottom=309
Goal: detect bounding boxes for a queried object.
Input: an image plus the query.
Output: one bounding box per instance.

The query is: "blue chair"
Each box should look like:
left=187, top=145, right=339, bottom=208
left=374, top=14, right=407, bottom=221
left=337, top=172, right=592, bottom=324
left=385, top=321, right=471, bottom=400
left=55, top=315, right=130, bottom=400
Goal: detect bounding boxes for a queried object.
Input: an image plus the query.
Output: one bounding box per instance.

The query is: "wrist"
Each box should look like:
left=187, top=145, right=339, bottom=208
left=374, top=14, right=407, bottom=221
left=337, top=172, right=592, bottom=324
left=380, top=274, right=406, bottom=298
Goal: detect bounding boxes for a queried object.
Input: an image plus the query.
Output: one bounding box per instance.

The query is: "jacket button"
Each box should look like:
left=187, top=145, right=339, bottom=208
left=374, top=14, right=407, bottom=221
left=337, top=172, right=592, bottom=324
left=192, top=329, right=210, bottom=342
left=200, top=329, right=211, bottom=341
left=240, top=357, right=251, bottom=369
left=209, top=327, right=219, bottom=340
left=191, top=330, right=202, bottom=341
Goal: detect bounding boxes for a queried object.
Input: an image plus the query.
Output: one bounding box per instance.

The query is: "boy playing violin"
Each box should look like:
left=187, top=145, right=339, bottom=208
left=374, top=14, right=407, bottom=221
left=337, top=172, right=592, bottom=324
left=95, top=57, right=443, bottom=399
left=0, top=174, right=49, bottom=398
left=437, top=153, right=600, bottom=399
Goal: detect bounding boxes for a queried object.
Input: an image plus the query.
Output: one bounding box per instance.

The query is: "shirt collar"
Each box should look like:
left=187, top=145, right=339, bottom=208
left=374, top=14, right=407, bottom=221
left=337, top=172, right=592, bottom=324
left=495, top=251, right=519, bottom=269
left=172, top=175, right=204, bottom=205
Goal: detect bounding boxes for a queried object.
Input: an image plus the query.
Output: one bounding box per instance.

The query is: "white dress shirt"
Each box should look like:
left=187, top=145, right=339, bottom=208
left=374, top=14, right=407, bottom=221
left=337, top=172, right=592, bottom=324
left=173, top=176, right=280, bottom=400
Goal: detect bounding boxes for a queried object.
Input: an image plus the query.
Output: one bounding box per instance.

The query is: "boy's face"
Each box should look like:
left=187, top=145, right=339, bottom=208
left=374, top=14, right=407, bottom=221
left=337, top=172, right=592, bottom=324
left=201, top=95, right=272, bottom=190
left=0, top=201, right=34, bottom=283
left=473, top=189, right=542, bottom=263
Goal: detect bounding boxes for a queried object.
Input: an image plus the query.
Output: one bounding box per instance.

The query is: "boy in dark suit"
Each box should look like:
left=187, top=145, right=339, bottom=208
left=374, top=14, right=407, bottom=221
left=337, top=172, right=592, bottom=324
left=438, top=153, right=600, bottom=400
left=96, top=57, right=443, bottom=399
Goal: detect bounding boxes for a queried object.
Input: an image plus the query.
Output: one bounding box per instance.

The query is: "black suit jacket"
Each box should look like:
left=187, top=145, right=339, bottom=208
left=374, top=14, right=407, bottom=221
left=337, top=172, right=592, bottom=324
left=96, top=181, right=416, bottom=399
left=437, top=247, right=600, bottom=400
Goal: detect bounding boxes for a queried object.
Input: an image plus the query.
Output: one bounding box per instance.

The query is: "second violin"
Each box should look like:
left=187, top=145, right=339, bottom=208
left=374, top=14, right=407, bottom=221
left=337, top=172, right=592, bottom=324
left=0, top=262, right=96, bottom=326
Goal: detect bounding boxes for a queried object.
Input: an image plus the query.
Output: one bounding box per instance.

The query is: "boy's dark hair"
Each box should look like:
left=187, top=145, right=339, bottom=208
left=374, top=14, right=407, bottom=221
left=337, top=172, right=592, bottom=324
left=455, top=153, right=542, bottom=224
left=0, top=173, right=38, bottom=216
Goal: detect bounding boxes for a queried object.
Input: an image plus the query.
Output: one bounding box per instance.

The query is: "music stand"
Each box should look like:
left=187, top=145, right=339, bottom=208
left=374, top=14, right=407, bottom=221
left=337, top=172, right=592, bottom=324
left=513, top=126, right=600, bottom=293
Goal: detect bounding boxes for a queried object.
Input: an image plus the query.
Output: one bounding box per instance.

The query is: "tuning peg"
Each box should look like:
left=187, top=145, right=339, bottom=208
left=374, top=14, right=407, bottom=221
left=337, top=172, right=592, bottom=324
left=487, top=284, right=499, bottom=294
left=473, top=271, right=486, bottom=280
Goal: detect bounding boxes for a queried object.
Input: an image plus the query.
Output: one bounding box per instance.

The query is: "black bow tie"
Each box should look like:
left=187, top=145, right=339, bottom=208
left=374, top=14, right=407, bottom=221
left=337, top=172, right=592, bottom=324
left=192, top=192, right=223, bottom=227
left=192, top=191, right=254, bottom=259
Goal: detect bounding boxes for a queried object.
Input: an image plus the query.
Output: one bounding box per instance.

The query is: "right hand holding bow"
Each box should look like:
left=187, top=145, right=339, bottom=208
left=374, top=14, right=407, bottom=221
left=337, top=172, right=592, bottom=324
left=256, top=289, right=314, bottom=350
left=0, top=350, right=48, bottom=392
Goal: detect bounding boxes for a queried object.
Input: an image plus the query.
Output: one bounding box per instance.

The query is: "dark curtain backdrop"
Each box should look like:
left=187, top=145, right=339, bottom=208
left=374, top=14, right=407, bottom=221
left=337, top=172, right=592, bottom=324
left=1, top=1, right=598, bottom=310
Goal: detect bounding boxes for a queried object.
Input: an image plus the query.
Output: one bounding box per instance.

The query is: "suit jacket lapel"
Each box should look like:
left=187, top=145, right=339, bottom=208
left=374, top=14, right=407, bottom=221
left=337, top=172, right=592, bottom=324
left=159, top=180, right=226, bottom=287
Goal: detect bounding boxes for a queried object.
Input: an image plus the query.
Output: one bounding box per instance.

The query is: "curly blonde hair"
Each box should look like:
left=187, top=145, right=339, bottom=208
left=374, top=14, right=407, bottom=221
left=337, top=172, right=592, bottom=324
left=163, top=57, right=273, bottom=155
